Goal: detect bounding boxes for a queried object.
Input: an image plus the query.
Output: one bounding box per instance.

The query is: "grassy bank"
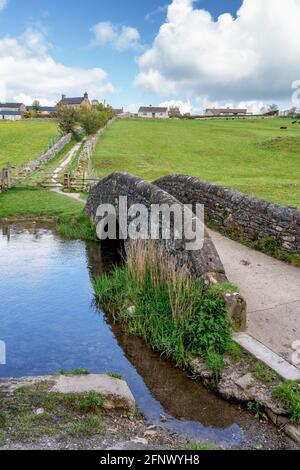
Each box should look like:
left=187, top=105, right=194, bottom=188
left=0, top=188, right=96, bottom=241
left=0, top=120, right=59, bottom=168
left=94, top=241, right=233, bottom=376
left=92, top=118, right=300, bottom=208
left=0, top=188, right=82, bottom=219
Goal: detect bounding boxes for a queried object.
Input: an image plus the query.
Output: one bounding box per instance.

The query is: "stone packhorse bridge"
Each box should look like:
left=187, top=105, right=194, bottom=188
left=86, top=172, right=226, bottom=283
left=86, top=172, right=246, bottom=331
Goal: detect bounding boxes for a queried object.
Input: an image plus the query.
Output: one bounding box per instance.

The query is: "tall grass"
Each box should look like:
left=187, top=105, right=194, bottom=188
left=94, top=240, right=232, bottom=370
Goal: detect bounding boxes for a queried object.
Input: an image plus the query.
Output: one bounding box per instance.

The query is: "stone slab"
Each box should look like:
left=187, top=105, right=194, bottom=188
left=234, top=333, right=300, bottom=381
left=51, top=374, right=136, bottom=413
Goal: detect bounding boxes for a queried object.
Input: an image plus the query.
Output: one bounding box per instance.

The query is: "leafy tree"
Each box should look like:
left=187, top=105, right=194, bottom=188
left=79, top=106, right=108, bottom=135
left=23, top=109, right=38, bottom=119
left=56, top=106, right=79, bottom=135
left=32, top=100, right=41, bottom=111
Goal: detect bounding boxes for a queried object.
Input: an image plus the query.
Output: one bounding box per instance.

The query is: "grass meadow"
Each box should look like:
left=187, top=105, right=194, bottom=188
left=92, top=118, right=300, bottom=208
left=0, top=120, right=59, bottom=168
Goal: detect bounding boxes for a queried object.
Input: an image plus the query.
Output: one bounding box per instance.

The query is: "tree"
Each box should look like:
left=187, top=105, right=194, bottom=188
left=287, top=106, right=298, bottom=117
left=56, top=106, right=79, bottom=135
left=32, top=100, right=41, bottom=111
left=79, top=107, right=103, bottom=135
left=169, top=106, right=181, bottom=118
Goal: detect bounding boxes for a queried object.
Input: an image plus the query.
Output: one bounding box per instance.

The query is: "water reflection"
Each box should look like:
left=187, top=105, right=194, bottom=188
left=0, top=222, right=262, bottom=447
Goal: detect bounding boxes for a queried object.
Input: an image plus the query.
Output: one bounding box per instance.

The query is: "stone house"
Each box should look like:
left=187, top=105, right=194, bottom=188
left=138, top=106, right=169, bottom=119
left=56, top=93, right=91, bottom=108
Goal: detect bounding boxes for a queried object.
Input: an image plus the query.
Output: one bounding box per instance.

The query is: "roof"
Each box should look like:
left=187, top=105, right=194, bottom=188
left=0, top=111, right=22, bottom=115
left=57, top=97, right=86, bottom=106
left=113, top=108, right=124, bottom=115
left=206, top=108, right=247, bottom=115
left=27, top=106, right=56, bottom=112
left=0, top=103, right=24, bottom=109
left=139, top=106, right=168, bottom=113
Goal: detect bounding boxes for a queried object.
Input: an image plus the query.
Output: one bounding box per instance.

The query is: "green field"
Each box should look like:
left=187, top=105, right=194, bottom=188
left=93, top=118, right=300, bottom=208
left=0, top=189, right=83, bottom=219
left=0, top=120, right=59, bottom=168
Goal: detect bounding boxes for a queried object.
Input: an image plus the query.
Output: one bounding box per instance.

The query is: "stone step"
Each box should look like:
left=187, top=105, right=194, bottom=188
left=233, top=333, right=300, bottom=381
left=51, top=374, right=136, bottom=413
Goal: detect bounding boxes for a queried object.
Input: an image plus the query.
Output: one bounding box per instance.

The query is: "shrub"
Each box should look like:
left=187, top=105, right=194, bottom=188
left=79, top=107, right=105, bottom=135
left=56, top=106, right=79, bottom=135
left=185, top=291, right=231, bottom=355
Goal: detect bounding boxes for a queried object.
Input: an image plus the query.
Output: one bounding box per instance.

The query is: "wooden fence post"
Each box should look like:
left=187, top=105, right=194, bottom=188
left=63, top=172, right=71, bottom=191
left=1, top=168, right=12, bottom=190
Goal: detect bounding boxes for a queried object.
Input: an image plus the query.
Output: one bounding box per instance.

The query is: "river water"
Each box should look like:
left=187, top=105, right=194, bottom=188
left=0, top=222, right=295, bottom=449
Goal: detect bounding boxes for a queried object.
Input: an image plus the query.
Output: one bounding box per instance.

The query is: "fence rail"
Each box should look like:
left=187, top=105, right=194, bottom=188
left=0, top=168, right=98, bottom=194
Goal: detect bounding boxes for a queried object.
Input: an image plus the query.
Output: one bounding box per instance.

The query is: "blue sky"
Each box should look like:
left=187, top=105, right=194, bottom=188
left=0, top=0, right=299, bottom=112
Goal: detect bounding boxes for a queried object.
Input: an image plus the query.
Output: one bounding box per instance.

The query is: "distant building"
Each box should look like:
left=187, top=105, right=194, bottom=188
left=56, top=92, right=91, bottom=108
left=113, top=108, right=124, bottom=116
left=0, top=103, right=25, bottom=121
left=26, top=106, right=56, bottom=116
left=205, top=107, right=248, bottom=117
left=138, top=106, right=169, bottom=119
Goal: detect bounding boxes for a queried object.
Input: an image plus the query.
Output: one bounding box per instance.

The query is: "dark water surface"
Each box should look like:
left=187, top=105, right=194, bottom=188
left=0, top=223, right=287, bottom=448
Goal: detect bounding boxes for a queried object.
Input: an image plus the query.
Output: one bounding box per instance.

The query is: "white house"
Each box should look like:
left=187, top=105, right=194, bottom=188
left=0, top=103, right=25, bottom=121
left=138, top=106, right=169, bottom=119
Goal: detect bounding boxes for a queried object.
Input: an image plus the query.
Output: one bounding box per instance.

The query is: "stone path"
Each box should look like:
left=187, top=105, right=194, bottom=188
left=208, top=229, right=300, bottom=372
left=51, top=142, right=85, bottom=203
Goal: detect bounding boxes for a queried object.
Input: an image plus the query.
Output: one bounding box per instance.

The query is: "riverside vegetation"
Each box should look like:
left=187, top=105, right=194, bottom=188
left=93, top=240, right=300, bottom=430
left=94, top=241, right=235, bottom=377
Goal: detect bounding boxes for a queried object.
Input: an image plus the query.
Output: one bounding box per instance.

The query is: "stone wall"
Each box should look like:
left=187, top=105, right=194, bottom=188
left=154, top=175, right=300, bottom=254
left=86, top=172, right=227, bottom=282
left=77, top=117, right=116, bottom=170
left=22, top=133, right=73, bottom=173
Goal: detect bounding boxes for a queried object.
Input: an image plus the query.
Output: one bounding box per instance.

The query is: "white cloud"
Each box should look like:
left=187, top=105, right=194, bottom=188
left=159, top=99, right=193, bottom=115
left=0, top=0, right=8, bottom=12
left=0, top=29, right=114, bottom=105
left=135, top=0, right=300, bottom=104
left=90, top=21, right=142, bottom=51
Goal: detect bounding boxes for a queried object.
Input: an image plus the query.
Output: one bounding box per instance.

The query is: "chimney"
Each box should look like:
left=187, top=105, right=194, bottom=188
left=84, top=92, right=89, bottom=100
left=62, top=94, right=66, bottom=100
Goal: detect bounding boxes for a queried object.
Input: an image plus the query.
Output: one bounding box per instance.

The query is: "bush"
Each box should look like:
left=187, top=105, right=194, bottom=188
left=79, top=107, right=106, bottom=135
left=185, top=291, right=231, bottom=355
left=56, top=106, right=79, bottom=135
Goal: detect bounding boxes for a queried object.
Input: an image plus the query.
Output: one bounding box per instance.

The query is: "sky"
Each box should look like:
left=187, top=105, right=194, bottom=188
left=0, top=0, right=300, bottom=113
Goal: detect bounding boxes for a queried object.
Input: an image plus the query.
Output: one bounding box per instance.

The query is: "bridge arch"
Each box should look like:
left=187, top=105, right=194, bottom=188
left=86, top=172, right=226, bottom=283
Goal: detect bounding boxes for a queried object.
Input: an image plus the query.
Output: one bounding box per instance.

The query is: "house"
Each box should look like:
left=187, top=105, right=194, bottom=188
left=0, top=103, right=25, bottom=121
left=205, top=107, right=247, bottom=117
left=138, top=106, right=169, bottom=119
left=56, top=93, right=91, bottom=108
left=113, top=108, right=124, bottom=116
